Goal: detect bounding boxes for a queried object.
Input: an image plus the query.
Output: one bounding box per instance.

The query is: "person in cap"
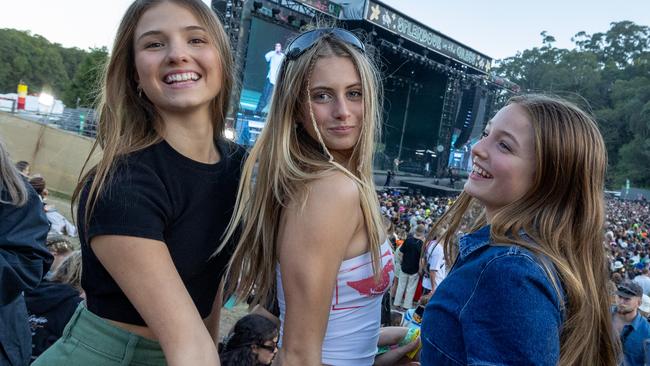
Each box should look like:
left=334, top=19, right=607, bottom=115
left=613, top=280, right=650, bottom=366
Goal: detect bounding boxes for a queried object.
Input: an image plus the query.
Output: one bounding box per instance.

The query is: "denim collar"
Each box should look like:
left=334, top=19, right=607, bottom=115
left=630, top=311, right=647, bottom=330
left=458, top=225, right=492, bottom=260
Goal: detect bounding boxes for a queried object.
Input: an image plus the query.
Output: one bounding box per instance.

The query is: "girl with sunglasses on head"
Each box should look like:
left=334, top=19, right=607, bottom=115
left=419, top=95, right=619, bottom=365
left=222, top=28, right=394, bottom=366
left=35, top=1, right=245, bottom=365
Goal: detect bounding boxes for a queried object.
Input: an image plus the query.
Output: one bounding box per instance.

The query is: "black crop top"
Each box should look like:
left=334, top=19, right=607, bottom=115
left=78, top=138, right=245, bottom=325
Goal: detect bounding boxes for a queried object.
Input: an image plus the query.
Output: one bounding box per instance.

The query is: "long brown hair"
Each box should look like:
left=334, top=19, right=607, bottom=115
left=221, top=33, right=384, bottom=306
left=428, top=94, right=619, bottom=365
left=72, top=0, right=234, bottom=225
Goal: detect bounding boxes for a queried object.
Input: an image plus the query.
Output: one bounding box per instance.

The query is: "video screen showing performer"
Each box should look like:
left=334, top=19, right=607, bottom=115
left=239, top=19, right=296, bottom=116
left=255, top=43, right=285, bottom=116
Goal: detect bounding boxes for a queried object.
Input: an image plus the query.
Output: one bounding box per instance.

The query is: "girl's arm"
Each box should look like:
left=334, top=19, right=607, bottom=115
left=275, top=173, right=361, bottom=366
left=91, top=235, right=220, bottom=366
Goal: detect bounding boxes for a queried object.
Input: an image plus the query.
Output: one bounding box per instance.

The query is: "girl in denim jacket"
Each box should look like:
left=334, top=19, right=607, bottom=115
left=420, top=94, right=619, bottom=366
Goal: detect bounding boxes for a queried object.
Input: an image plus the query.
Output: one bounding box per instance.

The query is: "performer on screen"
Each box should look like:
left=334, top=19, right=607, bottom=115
left=255, top=43, right=285, bottom=115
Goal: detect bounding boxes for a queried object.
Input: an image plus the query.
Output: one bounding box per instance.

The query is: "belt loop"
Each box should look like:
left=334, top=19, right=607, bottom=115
left=61, top=302, right=84, bottom=340
left=120, top=334, right=139, bottom=366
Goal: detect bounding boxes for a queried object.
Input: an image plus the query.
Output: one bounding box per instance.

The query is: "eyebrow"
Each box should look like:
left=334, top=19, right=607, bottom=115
left=309, top=83, right=362, bottom=91
left=136, top=25, right=207, bottom=42
left=493, top=129, right=521, bottom=149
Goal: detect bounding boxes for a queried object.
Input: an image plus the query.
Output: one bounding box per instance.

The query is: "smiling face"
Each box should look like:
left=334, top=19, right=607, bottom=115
left=465, top=103, right=536, bottom=219
left=301, top=56, right=363, bottom=159
left=133, top=1, right=222, bottom=115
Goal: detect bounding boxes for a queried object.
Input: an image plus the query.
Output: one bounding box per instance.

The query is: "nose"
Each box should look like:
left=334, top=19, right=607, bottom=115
left=166, top=40, right=189, bottom=64
left=471, top=137, right=487, bottom=161
left=333, top=98, right=352, bottom=121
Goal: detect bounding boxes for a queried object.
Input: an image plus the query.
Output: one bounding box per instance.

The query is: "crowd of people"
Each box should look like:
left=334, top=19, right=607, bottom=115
left=0, top=0, right=647, bottom=365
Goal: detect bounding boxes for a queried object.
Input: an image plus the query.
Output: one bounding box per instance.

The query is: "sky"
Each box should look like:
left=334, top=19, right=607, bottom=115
left=1, top=0, right=649, bottom=61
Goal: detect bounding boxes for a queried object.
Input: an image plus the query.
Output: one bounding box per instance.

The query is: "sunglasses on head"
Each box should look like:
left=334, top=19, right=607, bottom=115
left=285, top=28, right=365, bottom=60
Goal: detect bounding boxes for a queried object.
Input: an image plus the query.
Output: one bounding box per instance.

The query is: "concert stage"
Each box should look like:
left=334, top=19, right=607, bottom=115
left=211, top=0, right=518, bottom=176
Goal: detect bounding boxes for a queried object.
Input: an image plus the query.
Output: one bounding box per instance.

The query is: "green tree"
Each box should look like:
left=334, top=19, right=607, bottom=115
left=616, top=135, right=650, bottom=187
left=0, top=29, right=69, bottom=96
left=494, top=21, right=650, bottom=187
left=62, top=47, right=108, bottom=107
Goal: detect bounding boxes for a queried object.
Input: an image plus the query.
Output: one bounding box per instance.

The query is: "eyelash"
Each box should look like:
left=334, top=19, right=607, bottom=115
left=480, top=131, right=512, bottom=152
left=312, top=90, right=362, bottom=102
left=144, top=38, right=207, bottom=49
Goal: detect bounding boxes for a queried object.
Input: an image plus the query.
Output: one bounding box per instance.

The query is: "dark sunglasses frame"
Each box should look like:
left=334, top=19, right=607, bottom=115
left=256, top=342, right=278, bottom=352
left=285, top=28, right=365, bottom=60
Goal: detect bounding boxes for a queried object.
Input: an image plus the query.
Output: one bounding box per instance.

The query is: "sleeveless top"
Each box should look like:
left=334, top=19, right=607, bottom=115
left=276, top=240, right=395, bottom=366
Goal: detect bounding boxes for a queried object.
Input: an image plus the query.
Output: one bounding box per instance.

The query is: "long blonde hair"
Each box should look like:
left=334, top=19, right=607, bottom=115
left=0, top=138, right=27, bottom=206
left=222, top=33, right=384, bottom=306
left=72, top=0, right=234, bottom=225
left=428, top=94, right=618, bottom=365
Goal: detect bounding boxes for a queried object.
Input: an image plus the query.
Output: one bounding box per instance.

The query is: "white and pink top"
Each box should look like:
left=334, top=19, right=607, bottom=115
left=276, top=240, right=395, bottom=366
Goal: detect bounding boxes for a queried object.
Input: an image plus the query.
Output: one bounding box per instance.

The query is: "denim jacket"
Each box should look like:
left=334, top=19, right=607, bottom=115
left=420, top=225, right=563, bottom=366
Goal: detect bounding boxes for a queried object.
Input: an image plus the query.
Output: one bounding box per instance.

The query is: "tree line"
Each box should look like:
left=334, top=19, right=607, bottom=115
left=1, top=21, right=648, bottom=187
left=0, top=28, right=107, bottom=108
left=494, top=21, right=650, bottom=188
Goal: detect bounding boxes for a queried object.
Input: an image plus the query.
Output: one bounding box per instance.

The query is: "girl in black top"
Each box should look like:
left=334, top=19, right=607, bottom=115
left=34, top=1, right=243, bottom=365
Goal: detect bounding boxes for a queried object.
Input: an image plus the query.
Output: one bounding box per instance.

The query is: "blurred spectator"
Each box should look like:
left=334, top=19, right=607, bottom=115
left=25, top=251, right=84, bottom=360
left=394, top=225, right=425, bottom=310
left=613, top=280, right=650, bottom=366
left=29, top=176, right=77, bottom=237
left=44, top=235, right=74, bottom=277
left=219, top=314, right=279, bottom=366
left=0, top=140, right=51, bottom=366
left=15, top=160, right=30, bottom=178
left=634, top=267, right=650, bottom=296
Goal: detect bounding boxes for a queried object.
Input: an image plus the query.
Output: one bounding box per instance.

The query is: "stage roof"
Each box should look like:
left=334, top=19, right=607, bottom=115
left=293, top=0, right=493, bottom=74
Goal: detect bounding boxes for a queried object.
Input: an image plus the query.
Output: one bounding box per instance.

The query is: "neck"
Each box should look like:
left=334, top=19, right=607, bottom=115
left=159, top=108, right=219, bottom=164
left=484, top=207, right=496, bottom=223
left=330, top=150, right=354, bottom=171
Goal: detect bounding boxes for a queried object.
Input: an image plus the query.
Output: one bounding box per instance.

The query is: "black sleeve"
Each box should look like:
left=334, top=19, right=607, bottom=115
left=0, top=184, right=52, bottom=305
left=85, top=161, right=171, bottom=243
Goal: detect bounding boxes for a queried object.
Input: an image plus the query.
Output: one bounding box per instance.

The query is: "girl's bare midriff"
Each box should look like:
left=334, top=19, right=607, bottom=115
left=105, top=317, right=215, bottom=341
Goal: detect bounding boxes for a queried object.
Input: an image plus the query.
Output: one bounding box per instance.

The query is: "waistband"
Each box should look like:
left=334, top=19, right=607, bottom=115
left=63, top=302, right=165, bottom=365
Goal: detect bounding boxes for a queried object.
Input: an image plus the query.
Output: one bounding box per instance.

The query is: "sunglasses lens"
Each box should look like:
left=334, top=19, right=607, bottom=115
left=331, top=29, right=365, bottom=51
left=285, top=28, right=364, bottom=60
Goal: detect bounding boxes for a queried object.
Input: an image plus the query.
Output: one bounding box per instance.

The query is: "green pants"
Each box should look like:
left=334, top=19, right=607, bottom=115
left=33, top=303, right=166, bottom=366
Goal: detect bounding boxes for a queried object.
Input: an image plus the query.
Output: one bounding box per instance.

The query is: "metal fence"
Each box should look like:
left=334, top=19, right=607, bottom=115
left=3, top=108, right=98, bottom=138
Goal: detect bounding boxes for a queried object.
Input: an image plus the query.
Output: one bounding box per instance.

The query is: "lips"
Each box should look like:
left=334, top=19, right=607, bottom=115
left=471, top=161, right=493, bottom=179
left=163, top=71, right=201, bottom=84
left=329, top=125, right=355, bottom=132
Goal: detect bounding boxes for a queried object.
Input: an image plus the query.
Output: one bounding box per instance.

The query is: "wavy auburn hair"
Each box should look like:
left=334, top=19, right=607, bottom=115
left=72, top=0, right=233, bottom=224
left=428, top=94, right=619, bottom=365
left=221, top=33, right=384, bottom=306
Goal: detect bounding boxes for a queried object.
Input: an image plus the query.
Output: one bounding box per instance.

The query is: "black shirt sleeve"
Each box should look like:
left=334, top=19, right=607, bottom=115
left=85, top=160, right=171, bottom=243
